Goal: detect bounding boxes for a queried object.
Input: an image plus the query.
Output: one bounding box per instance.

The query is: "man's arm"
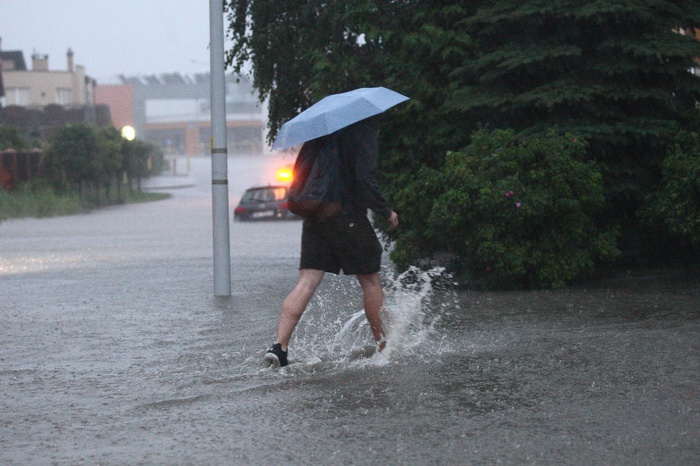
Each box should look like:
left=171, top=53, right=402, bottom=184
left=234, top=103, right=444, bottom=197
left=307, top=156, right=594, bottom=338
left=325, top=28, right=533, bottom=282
left=352, top=121, right=393, bottom=220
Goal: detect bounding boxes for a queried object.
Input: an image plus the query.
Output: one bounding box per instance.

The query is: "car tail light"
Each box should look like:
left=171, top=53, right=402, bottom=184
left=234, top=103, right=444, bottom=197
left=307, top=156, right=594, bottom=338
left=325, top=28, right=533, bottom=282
left=279, top=201, right=288, bottom=210
left=234, top=207, right=246, bottom=215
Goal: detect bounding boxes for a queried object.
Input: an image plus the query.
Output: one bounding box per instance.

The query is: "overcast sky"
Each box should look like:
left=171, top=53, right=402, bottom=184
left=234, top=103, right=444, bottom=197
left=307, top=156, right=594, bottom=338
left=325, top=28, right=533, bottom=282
left=0, top=0, right=230, bottom=84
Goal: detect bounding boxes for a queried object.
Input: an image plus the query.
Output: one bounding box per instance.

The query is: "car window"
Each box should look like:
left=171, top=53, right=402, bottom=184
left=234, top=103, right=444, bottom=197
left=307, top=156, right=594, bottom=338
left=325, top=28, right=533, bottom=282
left=241, top=187, right=287, bottom=203
left=241, top=190, right=262, bottom=202
left=271, top=188, right=287, bottom=201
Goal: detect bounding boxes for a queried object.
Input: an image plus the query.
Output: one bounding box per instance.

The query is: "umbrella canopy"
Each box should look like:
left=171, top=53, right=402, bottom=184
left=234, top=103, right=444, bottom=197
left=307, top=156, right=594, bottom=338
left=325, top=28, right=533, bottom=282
left=271, top=86, right=409, bottom=151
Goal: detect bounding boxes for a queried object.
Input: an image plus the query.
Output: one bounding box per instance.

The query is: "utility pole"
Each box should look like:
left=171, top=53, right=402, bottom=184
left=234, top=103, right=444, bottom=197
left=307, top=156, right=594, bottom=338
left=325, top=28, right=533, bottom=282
left=209, top=0, right=231, bottom=297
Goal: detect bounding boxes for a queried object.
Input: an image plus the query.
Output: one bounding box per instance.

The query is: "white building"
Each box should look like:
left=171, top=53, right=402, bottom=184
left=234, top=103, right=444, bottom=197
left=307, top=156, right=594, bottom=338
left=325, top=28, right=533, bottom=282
left=1, top=46, right=95, bottom=108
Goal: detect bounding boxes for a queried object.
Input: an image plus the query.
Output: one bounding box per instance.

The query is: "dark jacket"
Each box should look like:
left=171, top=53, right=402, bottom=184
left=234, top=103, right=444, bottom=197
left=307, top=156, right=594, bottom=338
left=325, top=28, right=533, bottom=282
left=337, top=118, right=393, bottom=219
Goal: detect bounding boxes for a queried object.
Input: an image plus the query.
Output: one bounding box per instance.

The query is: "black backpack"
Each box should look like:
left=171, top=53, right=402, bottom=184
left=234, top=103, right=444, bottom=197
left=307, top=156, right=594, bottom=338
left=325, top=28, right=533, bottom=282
left=287, top=133, right=342, bottom=222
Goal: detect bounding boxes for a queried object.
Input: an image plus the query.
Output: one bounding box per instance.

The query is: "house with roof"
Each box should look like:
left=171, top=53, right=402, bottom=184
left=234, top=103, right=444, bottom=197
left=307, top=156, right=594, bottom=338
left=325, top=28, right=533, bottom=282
left=0, top=40, right=108, bottom=142
left=0, top=44, right=95, bottom=108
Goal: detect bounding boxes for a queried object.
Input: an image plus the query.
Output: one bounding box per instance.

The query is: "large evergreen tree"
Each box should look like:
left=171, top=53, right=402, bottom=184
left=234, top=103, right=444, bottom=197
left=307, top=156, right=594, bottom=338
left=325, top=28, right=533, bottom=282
left=454, top=1, right=700, bottom=141
left=452, top=1, right=700, bottom=238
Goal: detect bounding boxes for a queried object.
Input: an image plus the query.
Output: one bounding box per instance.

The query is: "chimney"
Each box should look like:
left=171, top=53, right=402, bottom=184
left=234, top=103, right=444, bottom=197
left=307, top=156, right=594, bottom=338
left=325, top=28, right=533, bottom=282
left=32, top=53, right=49, bottom=71
left=67, top=48, right=74, bottom=72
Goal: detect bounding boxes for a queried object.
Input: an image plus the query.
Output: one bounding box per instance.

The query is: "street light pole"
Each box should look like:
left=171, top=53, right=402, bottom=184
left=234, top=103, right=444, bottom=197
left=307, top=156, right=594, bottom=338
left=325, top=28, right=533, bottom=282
left=209, top=0, right=231, bottom=297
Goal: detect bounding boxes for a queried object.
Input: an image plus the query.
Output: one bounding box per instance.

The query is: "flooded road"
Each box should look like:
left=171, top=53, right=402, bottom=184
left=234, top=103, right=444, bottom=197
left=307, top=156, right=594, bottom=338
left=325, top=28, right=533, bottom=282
left=1, top=156, right=698, bottom=464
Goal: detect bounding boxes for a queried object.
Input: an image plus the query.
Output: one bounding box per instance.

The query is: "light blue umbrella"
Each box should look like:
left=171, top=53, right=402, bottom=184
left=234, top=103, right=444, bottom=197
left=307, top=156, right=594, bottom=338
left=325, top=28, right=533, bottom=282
left=271, top=86, right=409, bottom=150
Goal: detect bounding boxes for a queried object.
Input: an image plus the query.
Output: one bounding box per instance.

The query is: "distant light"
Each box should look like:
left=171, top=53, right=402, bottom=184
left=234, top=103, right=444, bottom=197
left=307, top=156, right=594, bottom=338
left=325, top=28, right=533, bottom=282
left=277, top=167, right=293, bottom=183
left=121, top=125, right=136, bottom=141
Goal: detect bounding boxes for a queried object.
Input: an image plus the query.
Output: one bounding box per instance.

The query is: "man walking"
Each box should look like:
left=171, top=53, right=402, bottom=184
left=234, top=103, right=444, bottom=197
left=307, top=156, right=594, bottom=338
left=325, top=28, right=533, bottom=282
left=265, top=117, right=399, bottom=367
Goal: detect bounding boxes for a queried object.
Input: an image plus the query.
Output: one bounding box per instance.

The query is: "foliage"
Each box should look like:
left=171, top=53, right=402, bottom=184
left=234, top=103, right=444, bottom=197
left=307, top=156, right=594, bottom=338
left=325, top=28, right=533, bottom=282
left=0, top=179, right=169, bottom=221
left=226, top=1, right=700, bottom=174
left=0, top=126, right=28, bottom=150
left=390, top=129, right=620, bottom=288
left=452, top=0, right=700, bottom=219
left=41, top=124, right=100, bottom=193
left=97, top=126, right=125, bottom=197
left=641, top=131, right=700, bottom=247
left=40, top=124, right=163, bottom=196
left=1, top=121, right=166, bottom=220
left=225, top=1, right=470, bottom=171
left=0, top=181, right=83, bottom=220
left=454, top=1, right=700, bottom=139
left=122, top=138, right=149, bottom=179
left=224, top=0, right=700, bottom=286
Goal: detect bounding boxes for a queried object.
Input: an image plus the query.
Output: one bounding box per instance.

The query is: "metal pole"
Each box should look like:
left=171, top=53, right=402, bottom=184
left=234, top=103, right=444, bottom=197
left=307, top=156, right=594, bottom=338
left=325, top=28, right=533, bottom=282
left=209, top=0, right=231, bottom=296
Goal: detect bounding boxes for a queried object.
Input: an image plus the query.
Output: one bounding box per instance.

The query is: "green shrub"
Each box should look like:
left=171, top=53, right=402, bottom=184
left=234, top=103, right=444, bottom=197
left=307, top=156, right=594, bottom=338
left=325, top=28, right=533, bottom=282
left=0, top=126, right=28, bottom=150
left=0, top=181, right=83, bottom=219
left=391, top=129, right=619, bottom=289
left=41, top=124, right=100, bottom=193
left=0, top=180, right=170, bottom=221
left=641, top=131, right=700, bottom=248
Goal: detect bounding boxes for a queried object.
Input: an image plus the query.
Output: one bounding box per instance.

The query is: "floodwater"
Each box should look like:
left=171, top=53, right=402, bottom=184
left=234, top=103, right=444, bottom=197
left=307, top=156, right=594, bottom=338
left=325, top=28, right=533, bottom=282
left=1, top=156, right=698, bottom=465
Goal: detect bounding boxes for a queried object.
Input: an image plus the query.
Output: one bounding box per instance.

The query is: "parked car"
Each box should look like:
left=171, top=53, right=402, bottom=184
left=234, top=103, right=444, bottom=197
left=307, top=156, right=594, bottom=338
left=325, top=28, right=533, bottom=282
left=233, top=185, right=298, bottom=221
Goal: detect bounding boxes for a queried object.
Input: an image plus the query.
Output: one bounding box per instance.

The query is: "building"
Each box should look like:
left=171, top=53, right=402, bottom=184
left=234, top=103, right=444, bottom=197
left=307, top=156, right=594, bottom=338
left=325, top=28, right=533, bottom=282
left=0, top=43, right=109, bottom=140
left=96, top=73, right=267, bottom=156
left=94, top=84, right=134, bottom=134
left=0, top=38, right=267, bottom=155
left=0, top=45, right=96, bottom=108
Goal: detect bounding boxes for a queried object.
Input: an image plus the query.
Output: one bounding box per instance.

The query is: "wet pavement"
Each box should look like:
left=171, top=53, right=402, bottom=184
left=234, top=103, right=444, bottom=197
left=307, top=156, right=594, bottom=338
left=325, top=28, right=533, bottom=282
left=1, top=156, right=699, bottom=465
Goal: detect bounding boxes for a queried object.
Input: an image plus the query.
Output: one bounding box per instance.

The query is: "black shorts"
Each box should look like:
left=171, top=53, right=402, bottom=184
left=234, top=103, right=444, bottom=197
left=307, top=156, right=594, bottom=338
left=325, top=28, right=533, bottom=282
left=300, top=212, right=383, bottom=275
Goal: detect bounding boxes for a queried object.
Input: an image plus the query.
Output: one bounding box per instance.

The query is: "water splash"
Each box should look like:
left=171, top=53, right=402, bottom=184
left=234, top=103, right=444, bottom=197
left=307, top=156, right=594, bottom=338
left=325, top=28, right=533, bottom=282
left=288, top=266, right=453, bottom=369
left=380, top=266, right=448, bottom=359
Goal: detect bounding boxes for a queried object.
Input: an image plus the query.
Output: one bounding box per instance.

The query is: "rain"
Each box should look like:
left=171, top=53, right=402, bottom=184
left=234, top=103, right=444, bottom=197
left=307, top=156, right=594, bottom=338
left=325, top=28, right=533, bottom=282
left=1, top=1, right=699, bottom=464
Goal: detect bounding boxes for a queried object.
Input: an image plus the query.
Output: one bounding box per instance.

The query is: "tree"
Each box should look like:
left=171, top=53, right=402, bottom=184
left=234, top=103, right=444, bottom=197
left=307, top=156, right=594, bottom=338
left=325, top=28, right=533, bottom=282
left=454, top=2, right=700, bottom=138
left=0, top=126, right=28, bottom=150
left=225, top=1, right=470, bottom=167
left=122, top=138, right=158, bottom=193
left=450, top=0, right=700, bottom=250
left=226, top=0, right=484, bottom=227
left=225, top=0, right=700, bottom=285
left=41, top=124, right=100, bottom=195
left=97, top=126, right=125, bottom=201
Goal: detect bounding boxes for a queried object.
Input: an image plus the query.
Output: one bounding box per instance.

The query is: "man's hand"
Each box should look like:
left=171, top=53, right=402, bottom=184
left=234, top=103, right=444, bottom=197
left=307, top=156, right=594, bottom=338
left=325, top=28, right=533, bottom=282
left=387, top=211, right=399, bottom=229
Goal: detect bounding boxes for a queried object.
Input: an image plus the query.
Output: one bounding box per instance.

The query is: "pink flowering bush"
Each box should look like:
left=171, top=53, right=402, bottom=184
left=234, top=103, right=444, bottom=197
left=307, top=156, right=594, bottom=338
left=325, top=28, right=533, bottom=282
left=391, top=129, right=619, bottom=289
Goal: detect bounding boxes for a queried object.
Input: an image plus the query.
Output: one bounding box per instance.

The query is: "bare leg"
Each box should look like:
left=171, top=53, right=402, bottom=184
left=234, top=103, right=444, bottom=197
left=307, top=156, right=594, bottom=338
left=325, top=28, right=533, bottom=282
left=357, top=272, right=385, bottom=345
left=275, top=268, right=325, bottom=350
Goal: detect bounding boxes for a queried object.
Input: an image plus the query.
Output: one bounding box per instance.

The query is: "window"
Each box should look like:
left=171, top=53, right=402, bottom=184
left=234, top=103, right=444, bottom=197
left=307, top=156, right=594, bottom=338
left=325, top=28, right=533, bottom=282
left=7, top=87, right=31, bottom=106
left=56, top=88, right=72, bottom=105
left=241, top=187, right=288, bottom=203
